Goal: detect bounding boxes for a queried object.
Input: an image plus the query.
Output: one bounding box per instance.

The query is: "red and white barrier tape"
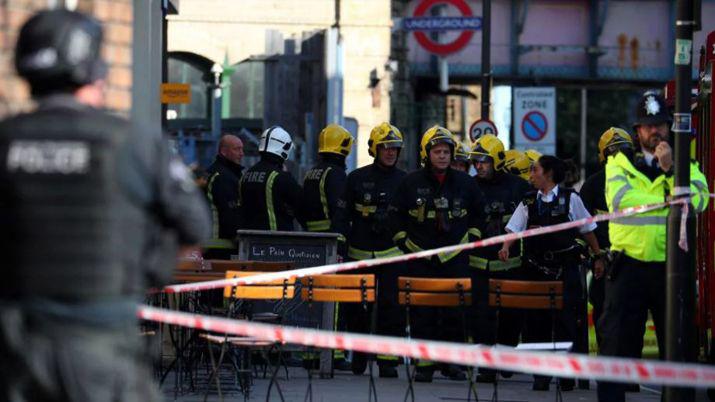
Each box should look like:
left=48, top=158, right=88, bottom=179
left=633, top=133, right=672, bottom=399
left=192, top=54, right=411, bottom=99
left=138, top=305, right=715, bottom=387
left=165, top=199, right=681, bottom=294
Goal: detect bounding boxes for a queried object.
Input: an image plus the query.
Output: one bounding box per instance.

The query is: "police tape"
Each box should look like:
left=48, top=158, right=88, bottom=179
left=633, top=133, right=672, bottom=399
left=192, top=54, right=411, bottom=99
left=165, top=199, right=681, bottom=294
left=138, top=305, right=715, bottom=388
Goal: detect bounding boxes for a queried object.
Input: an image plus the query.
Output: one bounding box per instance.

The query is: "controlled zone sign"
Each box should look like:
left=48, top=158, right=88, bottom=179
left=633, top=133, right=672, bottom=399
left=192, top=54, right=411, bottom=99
left=469, top=119, right=498, bottom=141
left=513, top=87, right=556, bottom=155
left=405, top=0, right=481, bottom=56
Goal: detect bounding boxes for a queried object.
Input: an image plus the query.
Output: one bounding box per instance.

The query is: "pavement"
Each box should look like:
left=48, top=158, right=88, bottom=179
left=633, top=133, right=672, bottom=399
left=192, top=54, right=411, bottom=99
left=163, top=365, right=671, bottom=402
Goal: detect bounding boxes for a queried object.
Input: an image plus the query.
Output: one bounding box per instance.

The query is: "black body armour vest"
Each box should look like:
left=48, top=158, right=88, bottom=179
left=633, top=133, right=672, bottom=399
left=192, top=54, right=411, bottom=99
left=0, top=101, right=129, bottom=301
left=522, top=187, right=579, bottom=269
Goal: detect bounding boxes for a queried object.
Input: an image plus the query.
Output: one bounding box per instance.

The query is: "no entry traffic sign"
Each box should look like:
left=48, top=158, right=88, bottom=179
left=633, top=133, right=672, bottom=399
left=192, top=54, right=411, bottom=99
left=521, top=111, right=548, bottom=142
left=407, top=0, right=481, bottom=56
left=513, top=87, right=556, bottom=155
left=469, top=118, right=498, bottom=141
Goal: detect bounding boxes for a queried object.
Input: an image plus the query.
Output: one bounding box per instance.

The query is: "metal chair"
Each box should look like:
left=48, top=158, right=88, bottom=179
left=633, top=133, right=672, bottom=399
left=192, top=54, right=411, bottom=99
left=398, top=277, right=477, bottom=402
left=202, top=270, right=295, bottom=402
left=300, top=274, right=377, bottom=402
left=488, top=279, right=564, bottom=402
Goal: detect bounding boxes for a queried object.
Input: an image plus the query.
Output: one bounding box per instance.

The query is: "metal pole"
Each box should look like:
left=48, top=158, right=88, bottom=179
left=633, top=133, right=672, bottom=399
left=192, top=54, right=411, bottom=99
left=481, top=0, right=491, bottom=119
left=580, top=88, right=587, bottom=183
left=665, top=0, right=695, bottom=400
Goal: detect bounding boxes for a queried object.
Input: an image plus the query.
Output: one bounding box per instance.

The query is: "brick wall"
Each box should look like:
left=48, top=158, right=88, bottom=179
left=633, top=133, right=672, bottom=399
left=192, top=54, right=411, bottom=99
left=0, top=0, right=133, bottom=118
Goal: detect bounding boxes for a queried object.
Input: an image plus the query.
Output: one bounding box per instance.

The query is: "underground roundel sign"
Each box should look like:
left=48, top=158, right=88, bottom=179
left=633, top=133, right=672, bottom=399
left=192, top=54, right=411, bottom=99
left=406, top=0, right=482, bottom=56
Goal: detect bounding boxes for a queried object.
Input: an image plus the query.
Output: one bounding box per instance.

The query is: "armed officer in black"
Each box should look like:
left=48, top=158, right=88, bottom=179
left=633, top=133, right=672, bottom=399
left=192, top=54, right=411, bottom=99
left=469, top=134, right=530, bottom=383
left=303, top=124, right=353, bottom=232
left=501, top=155, right=603, bottom=392
left=332, top=122, right=407, bottom=377
left=0, top=10, right=210, bottom=402
left=389, top=126, right=485, bottom=383
left=239, top=126, right=303, bottom=231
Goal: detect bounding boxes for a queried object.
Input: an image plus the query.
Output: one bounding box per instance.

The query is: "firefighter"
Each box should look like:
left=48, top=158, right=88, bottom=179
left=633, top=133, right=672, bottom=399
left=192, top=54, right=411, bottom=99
left=450, top=141, right=471, bottom=173
left=0, top=10, right=210, bottom=401
left=469, top=135, right=530, bottom=383
left=524, top=149, right=543, bottom=166
left=389, top=125, right=485, bottom=383
left=502, top=149, right=531, bottom=181
left=596, top=94, right=709, bottom=402
left=331, top=122, right=406, bottom=377
left=303, top=124, right=353, bottom=233
left=238, top=126, right=303, bottom=231
left=500, top=155, right=604, bottom=392
left=204, top=134, right=245, bottom=258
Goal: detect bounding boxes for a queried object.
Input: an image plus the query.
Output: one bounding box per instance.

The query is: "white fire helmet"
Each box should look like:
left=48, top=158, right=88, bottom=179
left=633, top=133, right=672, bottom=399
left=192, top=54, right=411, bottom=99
left=259, top=126, right=293, bottom=160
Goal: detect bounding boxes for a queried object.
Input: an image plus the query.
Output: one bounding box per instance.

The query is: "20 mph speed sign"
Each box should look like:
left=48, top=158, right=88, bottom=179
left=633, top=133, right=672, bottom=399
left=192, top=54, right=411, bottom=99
left=469, top=119, right=498, bottom=141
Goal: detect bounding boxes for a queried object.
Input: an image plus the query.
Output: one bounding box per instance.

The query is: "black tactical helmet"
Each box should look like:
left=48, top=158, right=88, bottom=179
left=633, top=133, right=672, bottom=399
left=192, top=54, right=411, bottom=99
left=15, top=9, right=106, bottom=96
left=632, top=92, right=671, bottom=130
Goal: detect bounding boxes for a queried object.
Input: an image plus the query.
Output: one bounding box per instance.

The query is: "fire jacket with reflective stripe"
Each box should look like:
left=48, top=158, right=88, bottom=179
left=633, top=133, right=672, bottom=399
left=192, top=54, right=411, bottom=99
left=605, top=152, right=709, bottom=262
left=238, top=155, right=304, bottom=231
left=332, top=163, right=406, bottom=258
left=580, top=168, right=610, bottom=248
left=302, top=155, right=347, bottom=232
left=205, top=155, right=243, bottom=245
left=471, top=172, right=530, bottom=271
left=389, top=167, right=486, bottom=264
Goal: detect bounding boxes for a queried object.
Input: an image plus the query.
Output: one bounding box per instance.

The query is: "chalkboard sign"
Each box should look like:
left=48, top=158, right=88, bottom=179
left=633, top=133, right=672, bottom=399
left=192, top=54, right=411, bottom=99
left=236, top=230, right=339, bottom=377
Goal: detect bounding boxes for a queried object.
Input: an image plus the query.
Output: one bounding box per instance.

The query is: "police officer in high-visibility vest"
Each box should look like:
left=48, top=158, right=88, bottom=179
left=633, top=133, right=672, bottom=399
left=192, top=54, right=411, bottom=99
left=0, top=10, right=211, bottom=401
left=500, top=155, right=604, bottom=392
left=389, top=126, right=485, bottom=383
left=502, top=149, right=532, bottom=182
left=332, top=122, right=406, bottom=377
left=239, top=126, right=303, bottom=231
left=204, top=134, right=244, bottom=258
left=596, top=94, right=709, bottom=402
left=303, top=124, right=353, bottom=233
left=469, top=135, right=530, bottom=384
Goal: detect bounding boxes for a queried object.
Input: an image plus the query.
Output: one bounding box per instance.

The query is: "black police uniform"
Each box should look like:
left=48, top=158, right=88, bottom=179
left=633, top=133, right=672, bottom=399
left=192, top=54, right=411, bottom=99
left=0, top=94, right=211, bottom=402
left=389, top=168, right=484, bottom=367
left=331, top=162, right=407, bottom=368
left=204, top=154, right=243, bottom=257
left=302, top=154, right=348, bottom=232
left=471, top=172, right=529, bottom=372
left=238, top=153, right=303, bottom=231
left=521, top=187, right=584, bottom=388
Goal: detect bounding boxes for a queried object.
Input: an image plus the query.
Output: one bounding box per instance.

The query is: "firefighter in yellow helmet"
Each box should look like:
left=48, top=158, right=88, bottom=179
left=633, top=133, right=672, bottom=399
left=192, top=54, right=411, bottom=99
left=469, top=135, right=530, bottom=383
left=502, top=149, right=531, bottom=181
left=524, top=149, right=543, bottom=164
left=389, top=125, right=486, bottom=382
left=451, top=140, right=471, bottom=173
left=332, top=122, right=407, bottom=377
left=302, top=124, right=354, bottom=233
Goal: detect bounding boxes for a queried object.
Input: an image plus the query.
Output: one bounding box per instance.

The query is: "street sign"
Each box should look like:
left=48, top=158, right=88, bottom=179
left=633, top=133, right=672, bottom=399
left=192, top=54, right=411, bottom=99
left=513, top=87, right=556, bottom=155
left=408, top=0, right=480, bottom=56
left=469, top=118, right=498, bottom=141
left=161, top=83, right=191, bottom=104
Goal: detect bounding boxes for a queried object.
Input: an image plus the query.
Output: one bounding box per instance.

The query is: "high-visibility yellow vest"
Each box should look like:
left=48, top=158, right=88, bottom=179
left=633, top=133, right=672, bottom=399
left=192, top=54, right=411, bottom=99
left=605, top=153, right=708, bottom=262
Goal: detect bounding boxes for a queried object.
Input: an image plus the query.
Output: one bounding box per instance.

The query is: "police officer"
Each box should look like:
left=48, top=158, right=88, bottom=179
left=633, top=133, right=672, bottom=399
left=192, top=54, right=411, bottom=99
left=500, top=155, right=604, bottom=392
left=239, top=126, right=303, bottom=231
left=332, top=122, right=406, bottom=377
left=450, top=141, right=471, bottom=173
left=0, top=10, right=211, bottom=402
left=303, top=124, right=353, bottom=233
left=389, top=126, right=485, bottom=383
left=204, top=134, right=245, bottom=258
left=596, top=94, right=709, bottom=402
left=502, top=149, right=532, bottom=182
left=469, top=135, right=530, bottom=383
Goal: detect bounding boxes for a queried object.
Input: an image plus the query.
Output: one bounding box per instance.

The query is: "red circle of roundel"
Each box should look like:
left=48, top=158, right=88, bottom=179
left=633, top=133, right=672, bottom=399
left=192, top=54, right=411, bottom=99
left=413, top=0, right=475, bottom=56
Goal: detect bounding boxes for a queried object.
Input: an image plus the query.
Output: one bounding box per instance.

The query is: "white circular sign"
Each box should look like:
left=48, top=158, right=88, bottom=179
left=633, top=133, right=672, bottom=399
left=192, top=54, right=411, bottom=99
left=469, top=119, right=498, bottom=141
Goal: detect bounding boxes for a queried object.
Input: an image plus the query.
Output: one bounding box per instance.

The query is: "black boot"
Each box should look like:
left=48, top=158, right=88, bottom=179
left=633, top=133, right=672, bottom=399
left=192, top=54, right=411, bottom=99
left=415, top=367, right=434, bottom=383
left=440, top=364, right=467, bottom=381
left=351, top=352, right=367, bottom=375
left=378, top=365, right=398, bottom=378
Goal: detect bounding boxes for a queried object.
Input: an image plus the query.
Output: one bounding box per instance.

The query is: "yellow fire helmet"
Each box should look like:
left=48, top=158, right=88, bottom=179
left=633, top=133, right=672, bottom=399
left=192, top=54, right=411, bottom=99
left=471, top=134, right=505, bottom=170
left=502, top=149, right=531, bottom=180
left=318, top=124, right=354, bottom=157
left=419, top=125, right=455, bottom=163
left=524, top=149, right=542, bottom=164
left=368, top=122, right=404, bottom=157
left=598, top=127, right=634, bottom=163
left=454, top=139, right=471, bottom=163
